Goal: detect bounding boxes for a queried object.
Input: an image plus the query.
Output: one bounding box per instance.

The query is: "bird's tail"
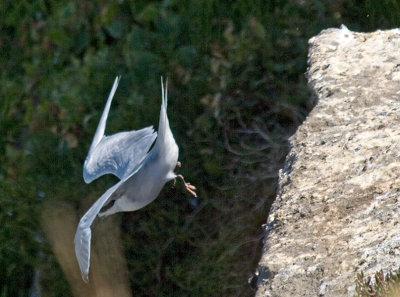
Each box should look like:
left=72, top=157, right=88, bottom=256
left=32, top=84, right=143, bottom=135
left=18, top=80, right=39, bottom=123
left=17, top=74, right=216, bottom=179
left=156, top=77, right=170, bottom=146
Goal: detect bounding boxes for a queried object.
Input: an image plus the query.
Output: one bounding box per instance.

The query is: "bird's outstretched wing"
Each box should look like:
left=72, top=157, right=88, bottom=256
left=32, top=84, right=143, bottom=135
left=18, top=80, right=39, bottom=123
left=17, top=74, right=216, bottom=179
left=83, top=127, right=156, bottom=183
left=74, top=182, right=120, bottom=282
left=83, top=76, right=157, bottom=183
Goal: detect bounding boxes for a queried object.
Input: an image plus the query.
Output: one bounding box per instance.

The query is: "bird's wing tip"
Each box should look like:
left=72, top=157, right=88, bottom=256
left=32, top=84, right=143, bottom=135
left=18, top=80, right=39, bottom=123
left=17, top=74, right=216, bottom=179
left=82, top=272, right=89, bottom=283
left=74, top=222, right=92, bottom=282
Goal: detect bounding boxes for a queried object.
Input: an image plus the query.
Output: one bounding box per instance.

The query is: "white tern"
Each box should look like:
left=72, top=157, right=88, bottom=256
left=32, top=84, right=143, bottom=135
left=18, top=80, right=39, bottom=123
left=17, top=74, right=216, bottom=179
left=74, top=77, right=197, bottom=282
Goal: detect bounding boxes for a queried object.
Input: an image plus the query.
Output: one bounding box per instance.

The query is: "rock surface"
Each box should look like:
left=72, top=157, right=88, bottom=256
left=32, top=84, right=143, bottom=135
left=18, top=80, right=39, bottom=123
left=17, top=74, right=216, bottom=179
left=255, top=25, right=400, bottom=297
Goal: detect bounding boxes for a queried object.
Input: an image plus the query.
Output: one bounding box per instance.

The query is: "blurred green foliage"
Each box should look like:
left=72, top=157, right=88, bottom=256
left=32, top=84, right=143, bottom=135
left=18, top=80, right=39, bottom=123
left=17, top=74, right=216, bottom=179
left=1, top=0, right=400, bottom=296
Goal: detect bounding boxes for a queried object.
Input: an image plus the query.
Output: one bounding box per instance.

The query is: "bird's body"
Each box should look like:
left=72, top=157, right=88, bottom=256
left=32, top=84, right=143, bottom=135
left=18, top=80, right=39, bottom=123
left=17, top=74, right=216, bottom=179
left=74, top=77, right=194, bottom=282
left=98, top=130, right=179, bottom=217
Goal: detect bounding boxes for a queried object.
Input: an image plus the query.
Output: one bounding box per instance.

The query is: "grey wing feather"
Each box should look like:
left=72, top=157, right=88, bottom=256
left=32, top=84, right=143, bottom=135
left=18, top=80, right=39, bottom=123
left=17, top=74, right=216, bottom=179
left=88, top=76, right=120, bottom=156
left=74, top=182, right=120, bottom=282
left=83, top=126, right=156, bottom=183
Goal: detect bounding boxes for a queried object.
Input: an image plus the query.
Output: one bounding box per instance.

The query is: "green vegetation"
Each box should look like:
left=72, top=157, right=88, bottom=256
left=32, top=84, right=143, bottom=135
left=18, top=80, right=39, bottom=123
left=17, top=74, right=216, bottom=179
left=354, top=270, right=400, bottom=297
left=1, top=0, right=400, bottom=296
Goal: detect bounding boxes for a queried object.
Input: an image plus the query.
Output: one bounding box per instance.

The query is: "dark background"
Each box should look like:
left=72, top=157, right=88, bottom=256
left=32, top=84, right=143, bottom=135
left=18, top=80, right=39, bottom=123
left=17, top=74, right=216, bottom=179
left=1, top=0, right=399, bottom=296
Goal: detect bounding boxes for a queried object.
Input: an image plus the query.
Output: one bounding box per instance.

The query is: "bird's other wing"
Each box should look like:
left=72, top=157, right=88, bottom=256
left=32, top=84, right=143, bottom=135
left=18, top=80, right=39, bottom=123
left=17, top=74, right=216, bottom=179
left=87, top=76, right=120, bottom=157
left=74, top=182, right=120, bottom=282
left=83, top=126, right=157, bottom=183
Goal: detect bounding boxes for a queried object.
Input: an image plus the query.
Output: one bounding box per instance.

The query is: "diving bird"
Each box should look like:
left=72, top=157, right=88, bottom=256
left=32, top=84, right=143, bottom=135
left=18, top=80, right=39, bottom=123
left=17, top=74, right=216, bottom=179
left=74, top=77, right=197, bottom=282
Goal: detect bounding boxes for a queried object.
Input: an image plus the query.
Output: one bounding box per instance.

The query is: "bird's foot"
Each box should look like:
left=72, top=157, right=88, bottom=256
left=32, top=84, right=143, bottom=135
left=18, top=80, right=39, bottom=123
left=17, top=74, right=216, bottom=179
left=177, top=174, right=197, bottom=197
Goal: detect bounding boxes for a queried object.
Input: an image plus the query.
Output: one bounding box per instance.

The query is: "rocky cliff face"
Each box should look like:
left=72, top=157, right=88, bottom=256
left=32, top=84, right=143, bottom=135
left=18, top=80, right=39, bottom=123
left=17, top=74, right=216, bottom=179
left=255, top=26, right=400, bottom=297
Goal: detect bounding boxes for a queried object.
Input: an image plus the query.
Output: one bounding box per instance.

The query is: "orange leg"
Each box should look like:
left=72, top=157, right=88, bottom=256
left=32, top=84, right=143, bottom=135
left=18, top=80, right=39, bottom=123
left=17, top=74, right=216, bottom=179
left=176, top=174, right=197, bottom=197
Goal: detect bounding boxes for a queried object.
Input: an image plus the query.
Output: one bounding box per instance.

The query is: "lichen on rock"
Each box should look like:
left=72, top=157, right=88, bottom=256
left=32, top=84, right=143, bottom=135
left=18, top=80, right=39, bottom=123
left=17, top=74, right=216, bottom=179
left=255, top=25, right=400, bottom=297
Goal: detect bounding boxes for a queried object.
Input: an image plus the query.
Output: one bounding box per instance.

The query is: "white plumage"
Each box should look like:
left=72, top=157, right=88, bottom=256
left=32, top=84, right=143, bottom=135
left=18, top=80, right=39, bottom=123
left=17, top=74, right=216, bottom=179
left=74, top=77, right=196, bottom=282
